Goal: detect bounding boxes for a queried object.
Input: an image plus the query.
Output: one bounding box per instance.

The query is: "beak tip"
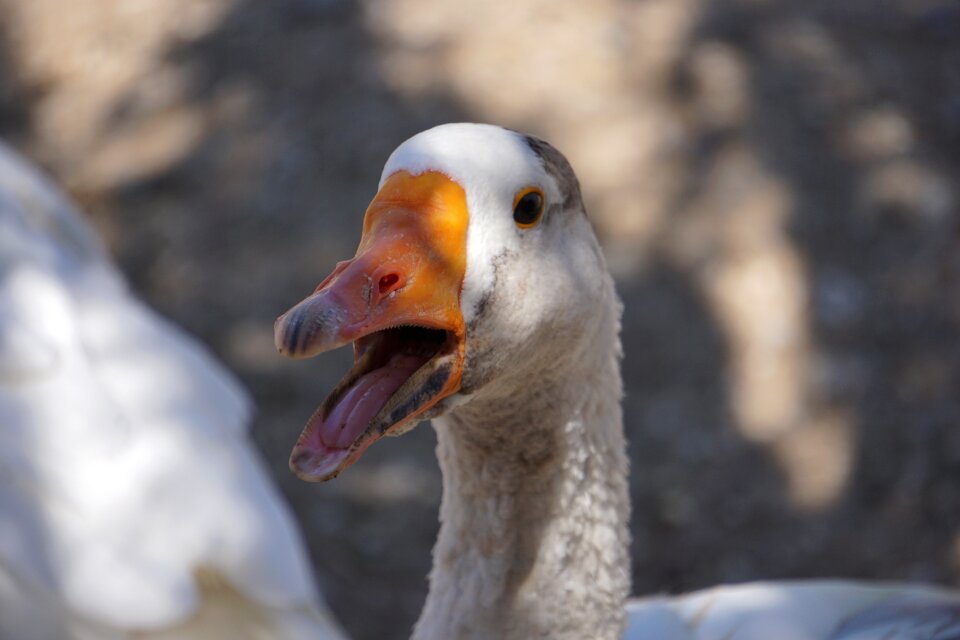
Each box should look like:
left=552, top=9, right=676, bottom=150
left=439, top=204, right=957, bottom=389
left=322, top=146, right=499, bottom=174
left=273, top=295, right=352, bottom=359
left=273, top=318, right=292, bottom=357
left=289, top=444, right=346, bottom=482
left=274, top=308, right=310, bottom=359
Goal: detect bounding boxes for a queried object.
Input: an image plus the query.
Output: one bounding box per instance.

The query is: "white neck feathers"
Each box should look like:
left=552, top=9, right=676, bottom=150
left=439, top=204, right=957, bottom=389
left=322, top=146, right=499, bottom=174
left=414, top=282, right=629, bottom=640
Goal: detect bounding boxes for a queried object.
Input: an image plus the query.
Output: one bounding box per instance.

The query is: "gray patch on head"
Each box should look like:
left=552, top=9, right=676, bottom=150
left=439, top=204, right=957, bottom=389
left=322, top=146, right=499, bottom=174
left=461, top=248, right=514, bottom=396
left=523, top=134, right=584, bottom=212
left=466, top=248, right=513, bottom=333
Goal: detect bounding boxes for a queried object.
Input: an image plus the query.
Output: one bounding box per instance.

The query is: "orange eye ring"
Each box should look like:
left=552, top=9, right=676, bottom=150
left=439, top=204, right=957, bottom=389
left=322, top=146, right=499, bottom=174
left=512, top=187, right=545, bottom=229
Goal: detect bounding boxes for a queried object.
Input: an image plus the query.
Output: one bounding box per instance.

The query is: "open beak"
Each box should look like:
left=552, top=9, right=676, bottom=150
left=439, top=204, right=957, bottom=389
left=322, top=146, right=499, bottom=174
left=274, top=171, right=468, bottom=481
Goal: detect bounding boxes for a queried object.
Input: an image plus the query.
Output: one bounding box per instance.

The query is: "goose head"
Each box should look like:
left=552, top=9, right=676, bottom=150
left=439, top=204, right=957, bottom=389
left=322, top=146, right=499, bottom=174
left=275, top=123, right=608, bottom=481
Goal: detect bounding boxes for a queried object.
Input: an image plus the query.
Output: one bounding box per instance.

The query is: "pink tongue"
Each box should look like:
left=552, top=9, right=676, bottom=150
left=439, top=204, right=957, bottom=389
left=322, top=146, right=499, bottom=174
left=319, top=353, right=426, bottom=449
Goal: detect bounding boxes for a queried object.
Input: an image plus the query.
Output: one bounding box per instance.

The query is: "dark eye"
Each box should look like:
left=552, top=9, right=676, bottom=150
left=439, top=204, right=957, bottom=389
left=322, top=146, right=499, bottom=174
left=513, top=188, right=545, bottom=228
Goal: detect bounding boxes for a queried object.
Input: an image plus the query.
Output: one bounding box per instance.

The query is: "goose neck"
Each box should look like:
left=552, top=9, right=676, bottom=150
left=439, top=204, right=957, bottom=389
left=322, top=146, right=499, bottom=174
left=415, top=322, right=630, bottom=640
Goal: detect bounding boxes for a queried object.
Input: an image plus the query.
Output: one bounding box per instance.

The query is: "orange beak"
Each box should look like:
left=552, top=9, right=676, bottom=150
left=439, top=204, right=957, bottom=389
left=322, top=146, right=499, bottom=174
left=274, top=171, right=468, bottom=481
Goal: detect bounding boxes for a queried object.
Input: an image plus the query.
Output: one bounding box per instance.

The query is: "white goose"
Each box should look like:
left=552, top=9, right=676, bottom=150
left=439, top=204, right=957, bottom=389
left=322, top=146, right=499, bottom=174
left=275, top=123, right=960, bottom=639
left=0, top=142, right=345, bottom=640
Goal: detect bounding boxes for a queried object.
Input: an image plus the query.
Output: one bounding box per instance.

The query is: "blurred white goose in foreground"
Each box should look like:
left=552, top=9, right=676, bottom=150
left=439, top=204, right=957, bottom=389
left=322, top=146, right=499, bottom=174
left=0, top=143, right=345, bottom=640
left=275, top=123, right=960, bottom=639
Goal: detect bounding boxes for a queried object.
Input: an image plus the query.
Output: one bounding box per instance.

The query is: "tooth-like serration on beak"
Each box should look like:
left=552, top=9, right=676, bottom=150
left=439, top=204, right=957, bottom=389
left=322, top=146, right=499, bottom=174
left=275, top=169, right=469, bottom=359
left=274, top=169, right=470, bottom=480
left=274, top=290, right=350, bottom=359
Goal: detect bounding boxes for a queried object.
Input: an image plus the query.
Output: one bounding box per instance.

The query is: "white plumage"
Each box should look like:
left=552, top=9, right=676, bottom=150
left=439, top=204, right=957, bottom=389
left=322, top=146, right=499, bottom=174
left=625, top=580, right=960, bottom=639
left=0, top=142, right=345, bottom=640
left=6, top=121, right=954, bottom=640
left=278, top=123, right=960, bottom=639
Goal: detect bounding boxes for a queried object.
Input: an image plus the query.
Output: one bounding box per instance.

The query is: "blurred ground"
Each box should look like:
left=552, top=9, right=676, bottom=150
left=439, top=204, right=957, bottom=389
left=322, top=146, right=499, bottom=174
left=1, top=0, right=959, bottom=638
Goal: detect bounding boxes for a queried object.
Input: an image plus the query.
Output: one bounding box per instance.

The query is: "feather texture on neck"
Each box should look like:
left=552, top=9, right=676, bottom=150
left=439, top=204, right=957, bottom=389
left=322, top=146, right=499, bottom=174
left=414, top=275, right=629, bottom=640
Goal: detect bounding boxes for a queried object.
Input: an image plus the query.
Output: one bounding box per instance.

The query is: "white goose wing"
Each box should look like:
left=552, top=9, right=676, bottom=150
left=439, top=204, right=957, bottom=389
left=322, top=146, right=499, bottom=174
left=0, top=142, right=346, bottom=640
left=625, top=580, right=960, bottom=640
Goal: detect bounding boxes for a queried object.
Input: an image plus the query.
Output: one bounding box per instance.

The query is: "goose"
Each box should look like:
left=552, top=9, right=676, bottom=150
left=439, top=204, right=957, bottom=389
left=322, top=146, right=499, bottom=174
left=275, top=123, right=960, bottom=639
left=0, top=142, right=346, bottom=640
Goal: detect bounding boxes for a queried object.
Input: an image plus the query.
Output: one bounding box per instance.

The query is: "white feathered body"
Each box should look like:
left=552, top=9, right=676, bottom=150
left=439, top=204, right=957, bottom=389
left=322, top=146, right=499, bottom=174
left=0, top=143, right=344, bottom=639
left=625, top=580, right=960, bottom=639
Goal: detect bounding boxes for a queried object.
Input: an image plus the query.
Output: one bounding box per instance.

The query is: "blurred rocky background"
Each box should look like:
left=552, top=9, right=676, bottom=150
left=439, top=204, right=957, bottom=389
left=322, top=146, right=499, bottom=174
left=1, top=0, right=958, bottom=637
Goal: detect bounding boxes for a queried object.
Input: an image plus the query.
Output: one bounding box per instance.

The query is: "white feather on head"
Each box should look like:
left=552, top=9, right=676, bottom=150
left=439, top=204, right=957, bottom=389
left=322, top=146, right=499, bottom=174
left=381, top=123, right=570, bottom=325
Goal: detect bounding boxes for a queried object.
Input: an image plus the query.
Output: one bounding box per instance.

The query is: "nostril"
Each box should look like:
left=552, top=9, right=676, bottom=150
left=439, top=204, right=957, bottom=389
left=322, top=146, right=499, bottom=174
left=378, top=273, right=401, bottom=296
